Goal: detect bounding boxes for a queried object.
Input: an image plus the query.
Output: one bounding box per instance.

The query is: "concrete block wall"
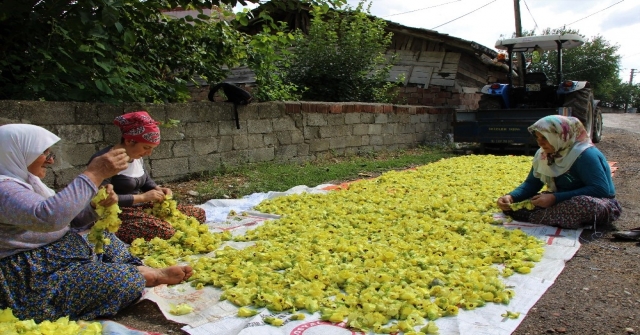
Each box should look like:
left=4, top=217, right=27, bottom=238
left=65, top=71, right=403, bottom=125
left=0, top=100, right=454, bottom=188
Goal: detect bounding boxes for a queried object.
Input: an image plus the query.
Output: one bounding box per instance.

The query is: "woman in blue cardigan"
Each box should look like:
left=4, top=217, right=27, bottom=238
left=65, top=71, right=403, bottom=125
left=497, top=115, right=621, bottom=229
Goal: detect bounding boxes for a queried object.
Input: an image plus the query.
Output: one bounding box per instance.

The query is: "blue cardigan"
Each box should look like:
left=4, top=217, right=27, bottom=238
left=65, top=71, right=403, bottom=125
left=508, top=147, right=615, bottom=203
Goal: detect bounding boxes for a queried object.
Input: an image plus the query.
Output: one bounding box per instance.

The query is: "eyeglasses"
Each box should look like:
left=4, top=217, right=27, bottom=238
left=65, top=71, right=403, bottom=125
left=43, top=151, right=56, bottom=161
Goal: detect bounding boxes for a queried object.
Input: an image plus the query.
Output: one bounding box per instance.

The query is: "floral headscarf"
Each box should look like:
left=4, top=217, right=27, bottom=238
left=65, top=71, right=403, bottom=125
left=0, top=124, right=60, bottom=197
left=529, top=115, right=593, bottom=192
left=113, top=111, right=161, bottom=144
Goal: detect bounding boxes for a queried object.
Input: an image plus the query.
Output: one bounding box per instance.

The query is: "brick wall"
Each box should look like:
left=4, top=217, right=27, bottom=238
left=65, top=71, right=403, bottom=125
left=0, top=100, right=454, bottom=187
left=392, top=86, right=481, bottom=110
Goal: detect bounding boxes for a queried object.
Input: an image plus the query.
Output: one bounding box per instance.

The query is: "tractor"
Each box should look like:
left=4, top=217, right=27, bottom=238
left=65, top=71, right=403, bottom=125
left=452, top=34, right=603, bottom=153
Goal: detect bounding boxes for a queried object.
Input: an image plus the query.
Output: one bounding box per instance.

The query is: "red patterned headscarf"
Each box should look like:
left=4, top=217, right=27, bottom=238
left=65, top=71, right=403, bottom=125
left=113, top=111, right=161, bottom=144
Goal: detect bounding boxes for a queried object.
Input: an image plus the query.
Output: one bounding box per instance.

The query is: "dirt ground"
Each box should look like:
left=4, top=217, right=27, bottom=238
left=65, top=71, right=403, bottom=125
left=112, top=113, right=640, bottom=335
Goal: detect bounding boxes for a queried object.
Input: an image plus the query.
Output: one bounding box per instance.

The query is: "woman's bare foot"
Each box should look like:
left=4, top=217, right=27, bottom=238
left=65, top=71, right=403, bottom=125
left=138, top=265, right=193, bottom=287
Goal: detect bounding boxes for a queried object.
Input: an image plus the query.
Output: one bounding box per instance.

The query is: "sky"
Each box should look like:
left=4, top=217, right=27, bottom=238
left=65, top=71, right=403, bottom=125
left=236, top=0, right=640, bottom=83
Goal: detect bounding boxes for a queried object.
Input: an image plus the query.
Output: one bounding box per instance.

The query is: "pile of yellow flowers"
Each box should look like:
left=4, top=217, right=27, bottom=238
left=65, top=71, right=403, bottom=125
left=88, top=187, right=122, bottom=254
left=0, top=308, right=101, bottom=334
left=128, top=196, right=231, bottom=267
left=185, top=155, right=541, bottom=332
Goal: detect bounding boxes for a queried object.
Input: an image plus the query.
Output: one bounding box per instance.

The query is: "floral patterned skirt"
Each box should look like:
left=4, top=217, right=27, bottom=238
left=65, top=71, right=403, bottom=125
left=505, top=196, right=622, bottom=229
left=115, top=203, right=206, bottom=244
left=0, top=232, right=145, bottom=323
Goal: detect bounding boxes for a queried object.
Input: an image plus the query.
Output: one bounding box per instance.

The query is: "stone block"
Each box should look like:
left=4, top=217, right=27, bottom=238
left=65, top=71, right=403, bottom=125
left=185, top=122, right=218, bottom=138
left=160, top=125, right=187, bottom=142
left=193, top=138, right=218, bottom=155
left=305, top=113, right=327, bottom=126
left=309, top=139, right=330, bottom=152
left=290, top=129, right=304, bottom=144
left=218, top=136, right=233, bottom=152
left=263, top=134, right=277, bottom=147
left=272, top=117, right=297, bottom=131
left=374, top=113, right=389, bottom=124
left=58, top=143, right=100, bottom=166
left=248, top=134, right=265, bottom=148
left=360, top=113, right=375, bottom=124
left=345, top=136, right=363, bottom=147
left=52, top=166, right=85, bottom=189
left=247, top=119, right=273, bottom=134
left=303, top=126, right=320, bottom=140
left=258, top=102, right=285, bottom=119
left=0, top=101, right=24, bottom=122
left=150, top=141, right=173, bottom=159
left=189, top=153, right=222, bottom=174
left=247, top=147, right=275, bottom=163
left=381, top=123, right=396, bottom=135
left=369, top=135, right=384, bottom=146
left=22, top=101, right=75, bottom=124
left=329, top=137, right=347, bottom=149
left=368, top=124, right=382, bottom=135
left=352, top=124, right=369, bottom=136
left=319, top=125, right=349, bottom=138
left=55, top=125, right=103, bottom=144
left=219, top=120, right=246, bottom=135
left=275, top=131, right=293, bottom=145
left=327, top=114, right=345, bottom=126
left=233, top=134, right=249, bottom=150
left=172, top=140, right=194, bottom=157
left=297, top=143, right=310, bottom=156
left=150, top=157, right=188, bottom=178
left=275, top=145, right=298, bottom=159
left=344, top=113, right=361, bottom=124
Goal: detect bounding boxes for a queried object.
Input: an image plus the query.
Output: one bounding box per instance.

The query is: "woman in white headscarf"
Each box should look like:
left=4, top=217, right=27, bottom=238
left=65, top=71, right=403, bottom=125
left=0, top=124, right=193, bottom=323
left=496, top=115, right=621, bottom=229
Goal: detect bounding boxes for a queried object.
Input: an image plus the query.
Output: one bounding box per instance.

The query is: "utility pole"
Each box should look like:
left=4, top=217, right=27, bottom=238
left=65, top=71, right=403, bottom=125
left=625, top=69, right=636, bottom=112
left=514, top=0, right=525, bottom=86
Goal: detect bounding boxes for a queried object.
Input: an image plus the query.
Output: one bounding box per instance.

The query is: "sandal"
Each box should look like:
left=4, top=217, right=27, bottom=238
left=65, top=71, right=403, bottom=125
left=612, top=227, right=640, bottom=241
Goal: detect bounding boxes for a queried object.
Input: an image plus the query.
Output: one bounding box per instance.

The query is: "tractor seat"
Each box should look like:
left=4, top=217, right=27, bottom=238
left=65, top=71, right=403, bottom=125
left=524, top=72, right=550, bottom=86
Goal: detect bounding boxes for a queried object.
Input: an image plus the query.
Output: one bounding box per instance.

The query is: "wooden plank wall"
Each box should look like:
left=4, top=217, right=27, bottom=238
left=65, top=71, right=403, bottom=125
left=387, top=33, right=462, bottom=87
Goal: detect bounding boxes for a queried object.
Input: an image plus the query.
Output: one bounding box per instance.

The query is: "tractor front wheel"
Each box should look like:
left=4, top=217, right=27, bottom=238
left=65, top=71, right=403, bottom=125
left=592, top=107, right=603, bottom=143
left=563, top=88, right=594, bottom=140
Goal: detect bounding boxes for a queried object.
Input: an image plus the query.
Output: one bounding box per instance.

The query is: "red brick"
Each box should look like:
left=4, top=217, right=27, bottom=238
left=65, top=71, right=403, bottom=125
left=284, top=102, right=301, bottom=114
left=383, top=104, right=393, bottom=113
left=374, top=104, right=384, bottom=113
left=317, top=104, right=330, bottom=113
left=330, top=104, right=342, bottom=114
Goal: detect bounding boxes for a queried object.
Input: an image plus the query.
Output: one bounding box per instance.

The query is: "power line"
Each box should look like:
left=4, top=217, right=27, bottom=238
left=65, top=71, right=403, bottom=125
left=383, top=0, right=462, bottom=18
left=431, top=0, right=497, bottom=30
left=559, top=0, right=625, bottom=29
left=522, top=0, right=538, bottom=31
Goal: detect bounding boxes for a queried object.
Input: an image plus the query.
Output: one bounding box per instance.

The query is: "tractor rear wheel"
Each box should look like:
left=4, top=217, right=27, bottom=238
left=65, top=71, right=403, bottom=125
left=592, top=107, right=603, bottom=143
left=478, top=95, right=502, bottom=110
left=563, top=88, right=594, bottom=140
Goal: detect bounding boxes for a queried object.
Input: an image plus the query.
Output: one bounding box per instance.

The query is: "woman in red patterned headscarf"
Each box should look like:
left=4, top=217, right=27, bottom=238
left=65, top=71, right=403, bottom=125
left=89, top=111, right=206, bottom=243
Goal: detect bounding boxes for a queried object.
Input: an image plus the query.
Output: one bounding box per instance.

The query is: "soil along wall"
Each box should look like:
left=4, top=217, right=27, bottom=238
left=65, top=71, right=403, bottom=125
left=0, top=100, right=454, bottom=187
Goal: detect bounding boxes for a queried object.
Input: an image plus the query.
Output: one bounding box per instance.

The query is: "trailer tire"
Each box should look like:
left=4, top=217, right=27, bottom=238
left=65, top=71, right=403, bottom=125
left=592, top=107, right=603, bottom=143
left=563, top=89, right=594, bottom=139
left=478, top=95, right=502, bottom=110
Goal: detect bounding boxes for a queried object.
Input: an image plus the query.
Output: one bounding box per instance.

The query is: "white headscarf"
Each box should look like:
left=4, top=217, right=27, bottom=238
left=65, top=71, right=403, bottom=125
left=0, top=124, right=60, bottom=197
left=529, top=115, right=593, bottom=192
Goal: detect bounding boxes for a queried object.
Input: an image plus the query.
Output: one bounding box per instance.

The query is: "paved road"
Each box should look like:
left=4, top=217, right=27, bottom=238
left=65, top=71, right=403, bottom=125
left=603, top=112, right=640, bottom=134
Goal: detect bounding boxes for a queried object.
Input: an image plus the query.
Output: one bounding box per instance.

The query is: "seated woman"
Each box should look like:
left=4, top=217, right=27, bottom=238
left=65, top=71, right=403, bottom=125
left=497, top=115, right=621, bottom=229
left=0, top=124, right=192, bottom=323
left=89, top=111, right=206, bottom=244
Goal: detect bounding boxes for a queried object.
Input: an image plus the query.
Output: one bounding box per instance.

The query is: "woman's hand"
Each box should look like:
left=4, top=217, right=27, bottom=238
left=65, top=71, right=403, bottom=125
left=94, top=184, right=119, bottom=207
left=84, top=149, right=129, bottom=186
left=497, top=195, right=514, bottom=211
left=531, top=193, right=556, bottom=208
left=142, top=189, right=166, bottom=203
left=156, top=186, right=173, bottom=198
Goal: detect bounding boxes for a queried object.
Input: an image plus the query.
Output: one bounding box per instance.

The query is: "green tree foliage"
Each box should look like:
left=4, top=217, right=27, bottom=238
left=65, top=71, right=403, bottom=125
left=284, top=2, right=399, bottom=103
left=523, top=27, right=621, bottom=106
left=0, top=0, right=344, bottom=103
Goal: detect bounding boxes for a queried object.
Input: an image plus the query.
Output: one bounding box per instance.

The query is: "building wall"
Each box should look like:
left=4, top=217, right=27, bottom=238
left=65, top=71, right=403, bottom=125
left=0, top=100, right=454, bottom=188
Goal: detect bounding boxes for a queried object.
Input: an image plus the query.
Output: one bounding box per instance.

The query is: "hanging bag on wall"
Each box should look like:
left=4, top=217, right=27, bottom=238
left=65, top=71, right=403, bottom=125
left=208, top=82, right=253, bottom=129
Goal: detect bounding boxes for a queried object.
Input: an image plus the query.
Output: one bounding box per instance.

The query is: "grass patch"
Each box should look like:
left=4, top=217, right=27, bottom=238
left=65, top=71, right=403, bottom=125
left=181, top=146, right=457, bottom=202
